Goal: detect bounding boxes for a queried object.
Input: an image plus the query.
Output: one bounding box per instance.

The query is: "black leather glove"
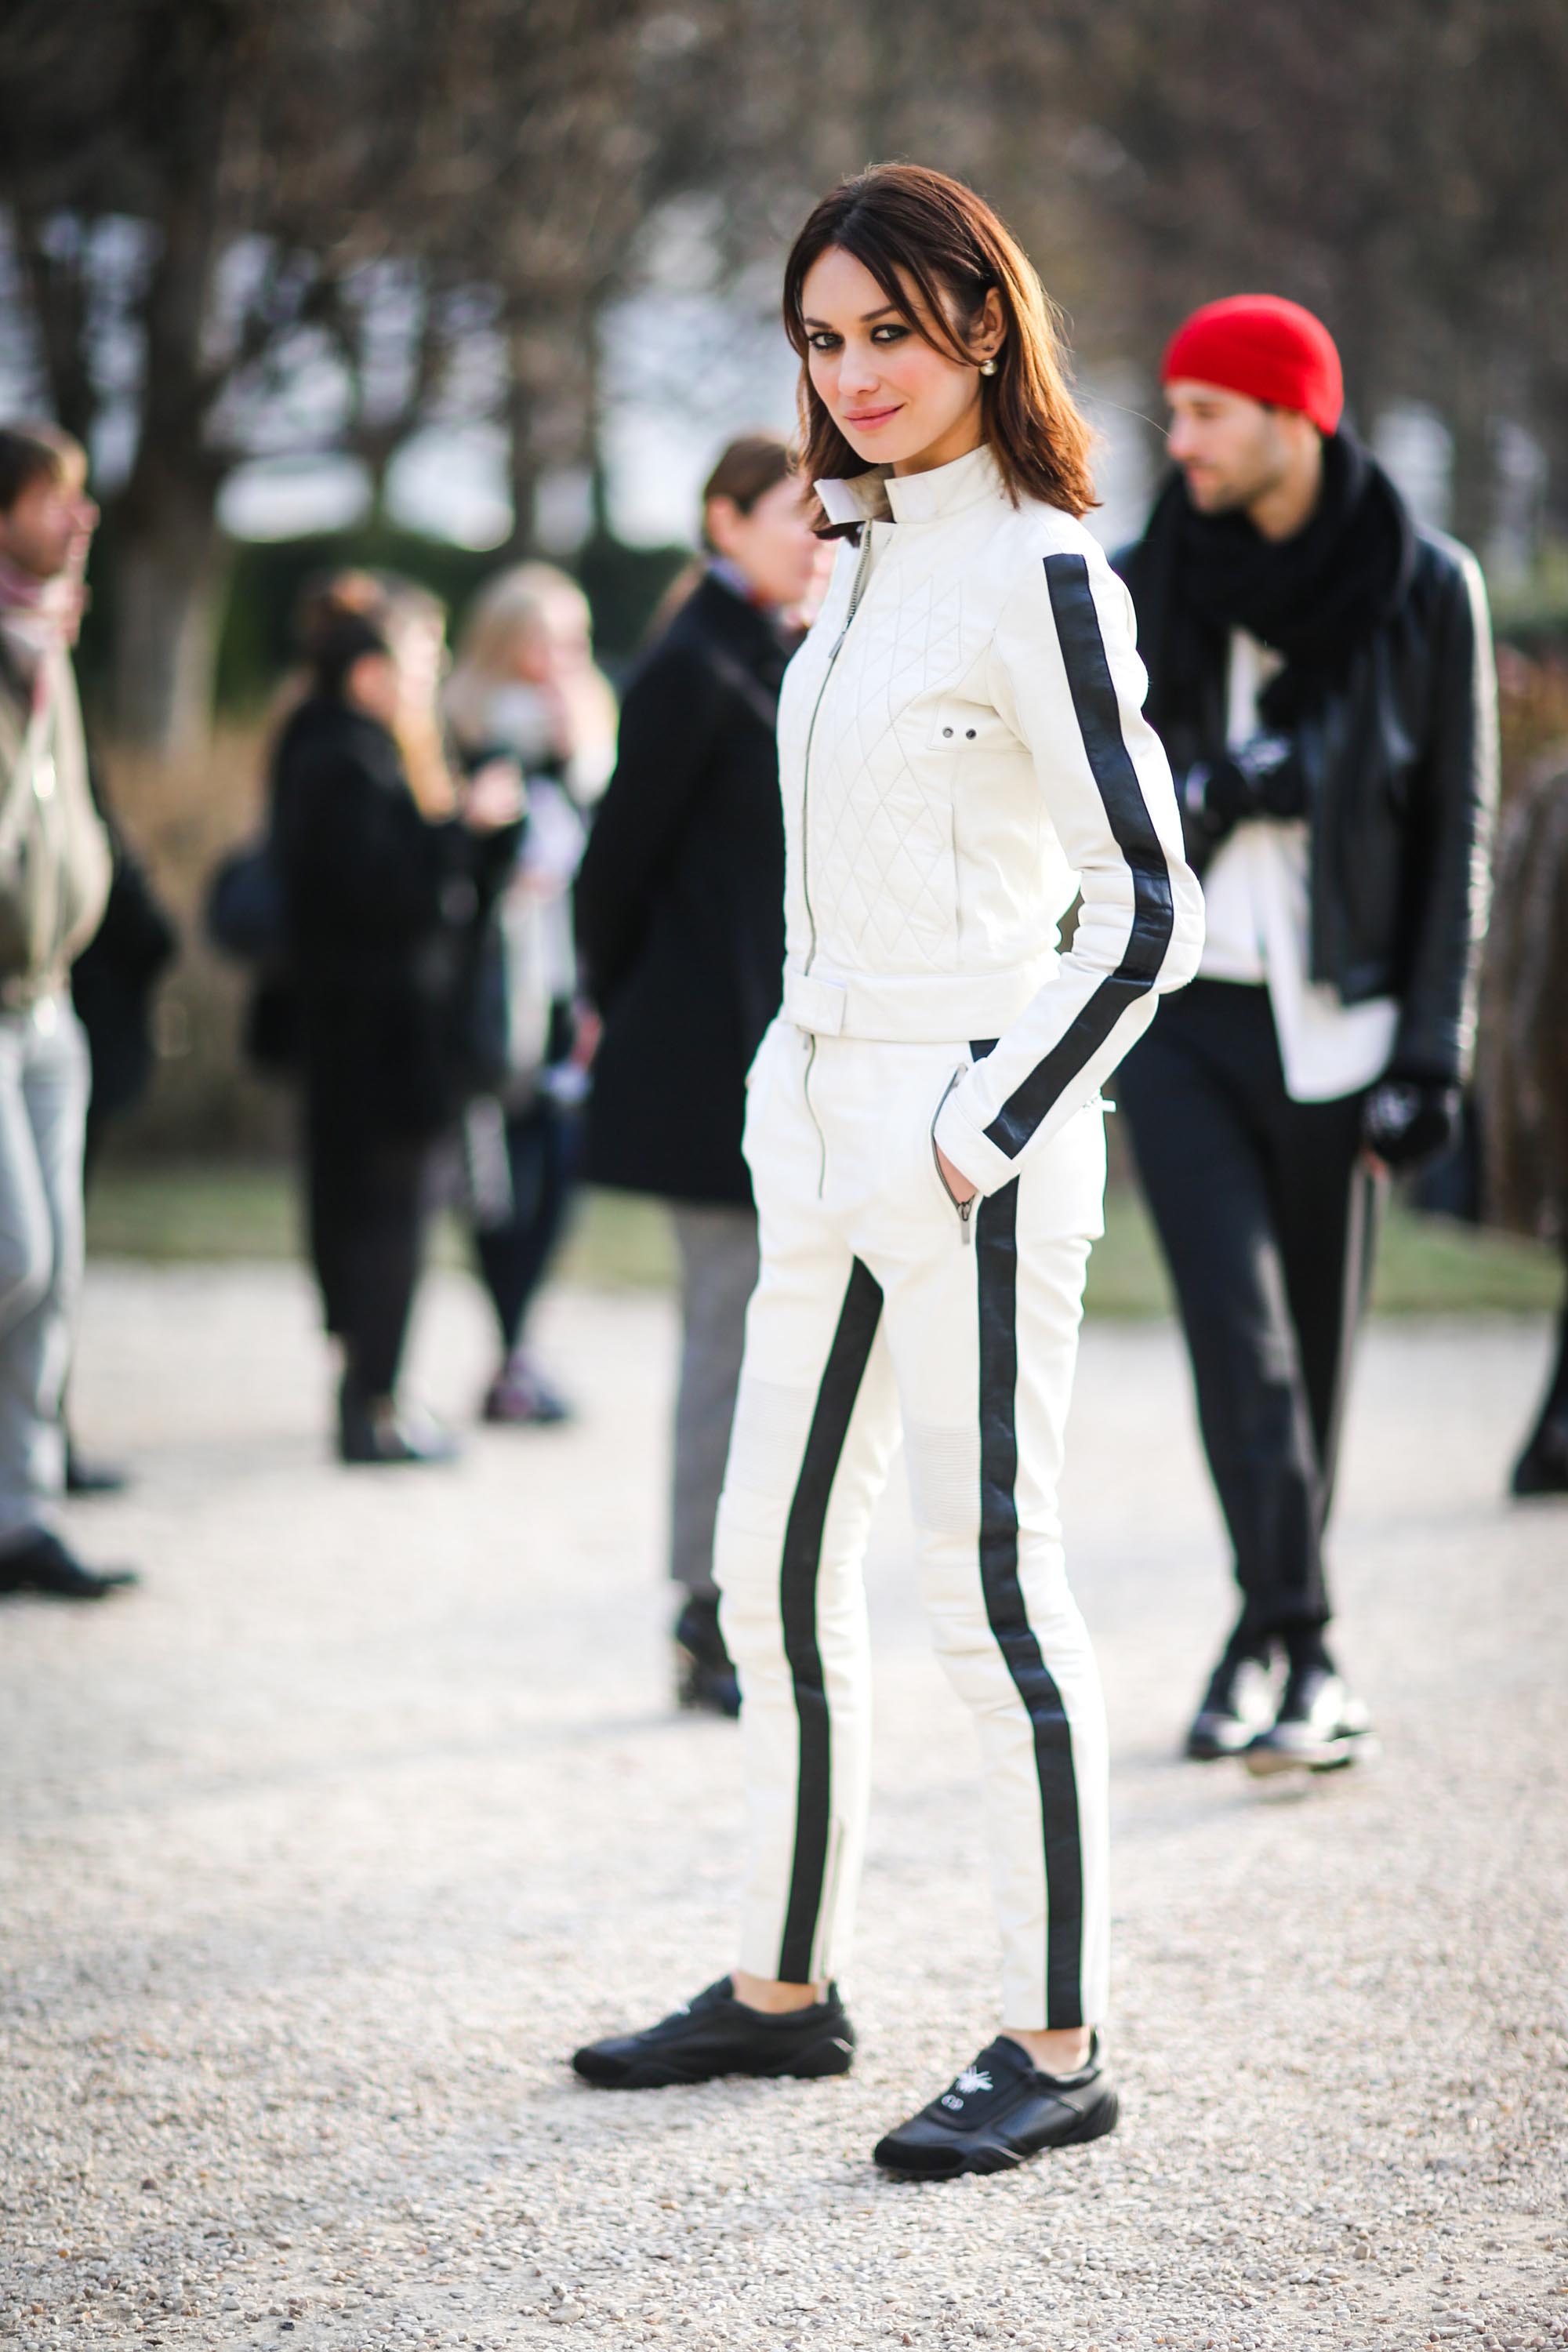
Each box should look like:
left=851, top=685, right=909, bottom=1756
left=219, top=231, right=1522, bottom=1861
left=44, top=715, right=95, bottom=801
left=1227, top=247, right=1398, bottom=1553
left=1362, top=1074, right=1463, bottom=1171
left=1181, top=732, right=1310, bottom=839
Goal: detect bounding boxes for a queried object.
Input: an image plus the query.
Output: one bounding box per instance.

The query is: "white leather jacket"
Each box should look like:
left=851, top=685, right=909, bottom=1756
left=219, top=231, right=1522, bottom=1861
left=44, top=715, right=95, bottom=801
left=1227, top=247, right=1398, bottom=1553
left=775, top=442, right=1205, bottom=1197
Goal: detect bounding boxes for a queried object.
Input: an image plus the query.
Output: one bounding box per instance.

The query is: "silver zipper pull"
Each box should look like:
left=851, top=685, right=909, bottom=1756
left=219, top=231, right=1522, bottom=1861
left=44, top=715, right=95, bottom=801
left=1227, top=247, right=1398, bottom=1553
left=932, top=1067, right=978, bottom=1243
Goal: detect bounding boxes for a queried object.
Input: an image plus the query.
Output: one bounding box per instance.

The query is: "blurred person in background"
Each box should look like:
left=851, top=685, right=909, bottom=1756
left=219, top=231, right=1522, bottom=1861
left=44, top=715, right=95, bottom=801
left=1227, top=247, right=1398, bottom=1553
left=445, top=564, right=616, bottom=1427
left=1115, top=297, right=1496, bottom=1772
left=272, top=587, right=524, bottom=1466
left=64, top=768, right=177, bottom=1496
left=1479, top=728, right=1568, bottom=1497
left=574, top=434, right=823, bottom=1715
left=0, top=421, right=129, bottom=1600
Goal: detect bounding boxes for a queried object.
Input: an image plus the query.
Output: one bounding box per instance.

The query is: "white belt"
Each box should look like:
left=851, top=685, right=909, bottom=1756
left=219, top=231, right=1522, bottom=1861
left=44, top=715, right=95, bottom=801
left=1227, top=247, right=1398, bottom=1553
left=781, top=956, right=1055, bottom=1044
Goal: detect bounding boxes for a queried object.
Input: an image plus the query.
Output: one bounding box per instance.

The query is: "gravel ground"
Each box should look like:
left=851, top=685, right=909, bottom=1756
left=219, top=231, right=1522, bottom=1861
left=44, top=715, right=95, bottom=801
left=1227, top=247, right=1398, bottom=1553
left=2, top=1261, right=1565, bottom=2352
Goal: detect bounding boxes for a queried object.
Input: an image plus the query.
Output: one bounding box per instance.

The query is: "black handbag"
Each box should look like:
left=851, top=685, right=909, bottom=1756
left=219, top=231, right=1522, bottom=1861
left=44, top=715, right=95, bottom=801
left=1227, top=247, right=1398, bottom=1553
left=205, top=840, right=300, bottom=1077
left=206, top=840, right=286, bottom=963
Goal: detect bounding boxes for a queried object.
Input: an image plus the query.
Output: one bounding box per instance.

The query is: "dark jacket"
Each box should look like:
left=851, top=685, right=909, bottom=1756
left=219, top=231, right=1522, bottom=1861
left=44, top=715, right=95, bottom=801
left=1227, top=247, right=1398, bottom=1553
left=71, top=771, right=177, bottom=1127
left=1479, top=752, right=1568, bottom=1242
left=1115, top=526, right=1497, bottom=1083
left=273, top=696, right=516, bottom=1141
left=576, top=574, right=790, bottom=1206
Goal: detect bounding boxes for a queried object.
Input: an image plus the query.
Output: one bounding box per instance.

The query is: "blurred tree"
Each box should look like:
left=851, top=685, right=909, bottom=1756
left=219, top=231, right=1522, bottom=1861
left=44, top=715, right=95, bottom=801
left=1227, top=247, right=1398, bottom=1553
left=5, top=0, right=1567, bottom=762
left=0, top=0, right=481, bottom=753
left=0, top=0, right=714, bottom=753
left=1031, top=0, right=1568, bottom=550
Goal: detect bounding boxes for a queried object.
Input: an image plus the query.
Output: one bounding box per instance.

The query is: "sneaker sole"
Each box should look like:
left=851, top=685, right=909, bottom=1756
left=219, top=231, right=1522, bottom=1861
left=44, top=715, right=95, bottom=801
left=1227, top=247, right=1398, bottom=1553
left=1244, top=1730, right=1378, bottom=1778
left=875, top=2085, right=1120, bottom=2179
left=1185, top=1730, right=1256, bottom=1762
left=573, top=2034, right=855, bottom=2091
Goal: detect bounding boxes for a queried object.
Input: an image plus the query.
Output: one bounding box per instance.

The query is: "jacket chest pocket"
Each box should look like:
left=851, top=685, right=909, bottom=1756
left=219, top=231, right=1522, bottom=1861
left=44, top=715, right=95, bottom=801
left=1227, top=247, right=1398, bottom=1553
left=927, top=700, right=1013, bottom=757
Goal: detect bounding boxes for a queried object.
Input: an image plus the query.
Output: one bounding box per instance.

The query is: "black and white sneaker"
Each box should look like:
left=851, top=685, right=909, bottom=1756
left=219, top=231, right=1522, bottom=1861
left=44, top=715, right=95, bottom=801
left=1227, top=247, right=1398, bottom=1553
left=1245, top=1664, right=1375, bottom=1776
left=873, top=2034, right=1117, bottom=2179
left=572, top=1977, right=855, bottom=2089
left=1185, top=1646, right=1275, bottom=1761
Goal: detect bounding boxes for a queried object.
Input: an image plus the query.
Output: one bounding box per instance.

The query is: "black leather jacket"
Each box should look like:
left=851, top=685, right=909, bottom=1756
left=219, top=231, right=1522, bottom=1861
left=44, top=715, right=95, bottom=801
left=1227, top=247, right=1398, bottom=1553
left=1115, top=528, right=1497, bottom=1083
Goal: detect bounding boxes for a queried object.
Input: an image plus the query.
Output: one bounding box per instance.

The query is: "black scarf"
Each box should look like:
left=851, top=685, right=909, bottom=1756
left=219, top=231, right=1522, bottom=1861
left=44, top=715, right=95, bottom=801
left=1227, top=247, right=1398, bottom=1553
left=1132, top=431, right=1417, bottom=743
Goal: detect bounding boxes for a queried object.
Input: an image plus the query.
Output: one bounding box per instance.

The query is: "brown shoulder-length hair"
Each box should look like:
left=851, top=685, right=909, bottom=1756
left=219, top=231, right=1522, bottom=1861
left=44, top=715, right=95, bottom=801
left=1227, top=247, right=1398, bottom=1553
left=782, top=163, right=1097, bottom=528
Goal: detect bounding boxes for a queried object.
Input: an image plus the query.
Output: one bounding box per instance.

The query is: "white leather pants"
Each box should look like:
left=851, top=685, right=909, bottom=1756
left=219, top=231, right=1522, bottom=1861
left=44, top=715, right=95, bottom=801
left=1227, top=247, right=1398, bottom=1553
left=714, top=1018, right=1111, bottom=2031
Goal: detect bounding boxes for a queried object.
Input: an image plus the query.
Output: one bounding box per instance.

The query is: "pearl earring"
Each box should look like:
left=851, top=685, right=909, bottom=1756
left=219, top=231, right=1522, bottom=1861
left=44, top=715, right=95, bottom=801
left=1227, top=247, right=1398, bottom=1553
left=979, top=357, right=998, bottom=376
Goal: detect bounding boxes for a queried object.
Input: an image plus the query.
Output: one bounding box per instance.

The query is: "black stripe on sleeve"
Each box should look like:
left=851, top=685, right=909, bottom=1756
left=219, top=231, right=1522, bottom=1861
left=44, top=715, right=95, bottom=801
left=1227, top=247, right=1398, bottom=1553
left=975, top=1178, right=1086, bottom=2028
left=983, top=552, right=1175, bottom=1160
left=777, top=1255, right=884, bottom=1984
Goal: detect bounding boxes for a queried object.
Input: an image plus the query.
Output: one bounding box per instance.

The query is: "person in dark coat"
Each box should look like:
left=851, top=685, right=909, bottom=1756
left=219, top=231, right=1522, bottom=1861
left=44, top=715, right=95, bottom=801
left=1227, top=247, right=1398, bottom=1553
left=65, top=776, right=177, bottom=1494
left=1478, top=737, right=1568, bottom=1494
left=575, top=434, right=826, bottom=1710
left=273, top=597, right=524, bottom=1465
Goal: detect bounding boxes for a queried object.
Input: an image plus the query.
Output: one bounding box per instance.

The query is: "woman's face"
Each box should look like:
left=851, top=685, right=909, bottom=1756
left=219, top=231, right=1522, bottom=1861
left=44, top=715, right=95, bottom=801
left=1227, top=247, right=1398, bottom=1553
left=800, top=245, right=1002, bottom=478
left=705, top=476, right=826, bottom=610
left=507, top=602, right=591, bottom=688
left=347, top=610, right=445, bottom=726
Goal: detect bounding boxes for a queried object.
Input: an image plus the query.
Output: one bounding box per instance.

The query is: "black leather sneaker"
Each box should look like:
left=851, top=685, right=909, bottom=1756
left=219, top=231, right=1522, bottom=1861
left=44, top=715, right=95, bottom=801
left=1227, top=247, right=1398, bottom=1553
left=1185, top=1646, right=1275, bottom=1761
left=338, top=1382, right=459, bottom=1467
left=1512, top=1409, right=1568, bottom=1497
left=65, top=1445, right=130, bottom=1497
left=572, top=1977, right=854, bottom=2089
left=873, top=2034, right=1117, bottom=2178
left=0, top=1530, right=139, bottom=1600
left=673, top=1596, right=742, bottom=1719
left=1245, top=1664, right=1375, bottom=1776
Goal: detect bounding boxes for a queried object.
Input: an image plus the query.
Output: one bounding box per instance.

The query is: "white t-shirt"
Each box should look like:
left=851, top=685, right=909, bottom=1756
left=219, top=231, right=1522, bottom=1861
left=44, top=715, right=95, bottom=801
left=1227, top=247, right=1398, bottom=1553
left=1197, top=630, right=1397, bottom=1102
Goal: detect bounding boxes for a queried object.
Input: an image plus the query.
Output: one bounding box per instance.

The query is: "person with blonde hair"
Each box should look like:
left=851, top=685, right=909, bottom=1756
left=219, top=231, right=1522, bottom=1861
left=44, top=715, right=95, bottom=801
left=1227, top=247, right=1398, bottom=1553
left=445, top=564, right=615, bottom=1423
left=574, top=166, right=1203, bottom=2178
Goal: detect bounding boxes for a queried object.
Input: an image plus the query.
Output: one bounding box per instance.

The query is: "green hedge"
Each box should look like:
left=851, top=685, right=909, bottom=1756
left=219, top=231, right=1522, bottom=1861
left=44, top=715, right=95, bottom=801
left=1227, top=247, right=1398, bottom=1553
left=212, top=524, right=692, bottom=709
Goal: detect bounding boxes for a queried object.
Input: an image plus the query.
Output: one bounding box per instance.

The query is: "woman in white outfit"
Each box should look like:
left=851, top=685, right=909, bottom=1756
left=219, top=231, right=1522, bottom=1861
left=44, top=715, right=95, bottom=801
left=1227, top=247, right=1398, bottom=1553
left=574, top=163, right=1203, bottom=2178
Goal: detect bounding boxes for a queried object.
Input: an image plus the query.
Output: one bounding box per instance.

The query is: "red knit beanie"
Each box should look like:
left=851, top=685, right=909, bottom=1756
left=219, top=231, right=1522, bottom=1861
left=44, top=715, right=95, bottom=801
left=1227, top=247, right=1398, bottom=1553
left=1160, top=295, right=1344, bottom=436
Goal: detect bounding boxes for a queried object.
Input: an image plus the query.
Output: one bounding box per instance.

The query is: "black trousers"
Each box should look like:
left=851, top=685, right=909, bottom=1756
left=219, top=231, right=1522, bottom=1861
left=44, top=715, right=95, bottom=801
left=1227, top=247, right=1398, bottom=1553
left=304, top=1103, right=432, bottom=1401
left=471, top=1094, right=576, bottom=1355
left=1117, top=980, right=1381, bottom=1642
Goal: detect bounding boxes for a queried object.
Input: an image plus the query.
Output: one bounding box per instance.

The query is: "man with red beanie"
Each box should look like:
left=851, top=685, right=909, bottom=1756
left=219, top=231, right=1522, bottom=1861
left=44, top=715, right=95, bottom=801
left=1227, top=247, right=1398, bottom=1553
left=1115, top=295, right=1496, bottom=1773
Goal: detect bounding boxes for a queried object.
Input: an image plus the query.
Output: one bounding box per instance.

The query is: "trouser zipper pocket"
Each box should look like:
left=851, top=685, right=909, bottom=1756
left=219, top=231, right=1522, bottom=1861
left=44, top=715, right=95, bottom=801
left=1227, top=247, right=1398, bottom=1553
left=931, top=1069, right=975, bottom=1245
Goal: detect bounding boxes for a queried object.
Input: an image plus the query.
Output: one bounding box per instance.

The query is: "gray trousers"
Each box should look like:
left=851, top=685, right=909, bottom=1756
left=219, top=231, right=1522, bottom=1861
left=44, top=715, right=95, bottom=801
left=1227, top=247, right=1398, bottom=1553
left=0, top=995, right=89, bottom=1550
left=670, top=1202, right=759, bottom=1602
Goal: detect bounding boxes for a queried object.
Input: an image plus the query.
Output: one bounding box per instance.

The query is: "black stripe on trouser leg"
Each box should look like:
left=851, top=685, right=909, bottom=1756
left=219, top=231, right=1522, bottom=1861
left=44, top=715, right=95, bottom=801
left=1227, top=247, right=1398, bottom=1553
left=984, top=552, right=1175, bottom=1161
left=777, top=1256, right=884, bottom=1984
left=976, top=1178, right=1085, bottom=2027
left=1316, top=1160, right=1382, bottom=1531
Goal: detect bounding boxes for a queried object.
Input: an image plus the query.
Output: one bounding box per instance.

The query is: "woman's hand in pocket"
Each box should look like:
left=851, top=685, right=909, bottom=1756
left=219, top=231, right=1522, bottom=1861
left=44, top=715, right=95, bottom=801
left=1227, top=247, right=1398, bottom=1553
left=935, top=1144, right=978, bottom=1205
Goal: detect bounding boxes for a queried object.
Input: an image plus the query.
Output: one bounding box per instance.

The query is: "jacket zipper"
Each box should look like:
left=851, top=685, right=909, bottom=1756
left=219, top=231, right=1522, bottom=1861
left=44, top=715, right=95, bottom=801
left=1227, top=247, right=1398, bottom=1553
left=799, top=531, right=874, bottom=976
left=803, top=1031, right=827, bottom=1199
left=931, top=1067, right=975, bottom=1245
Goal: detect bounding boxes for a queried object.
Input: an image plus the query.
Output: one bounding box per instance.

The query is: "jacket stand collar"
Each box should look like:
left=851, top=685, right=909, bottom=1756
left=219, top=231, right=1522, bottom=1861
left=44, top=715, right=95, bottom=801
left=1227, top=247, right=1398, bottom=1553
left=816, top=441, right=1004, bottom=532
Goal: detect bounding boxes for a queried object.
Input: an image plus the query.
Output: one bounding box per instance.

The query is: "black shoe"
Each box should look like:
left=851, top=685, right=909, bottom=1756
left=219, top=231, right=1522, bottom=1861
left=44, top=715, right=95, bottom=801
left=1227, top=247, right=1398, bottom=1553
left=65, top=1446, right=130, bottom=1497
left=338, top=1383, right=459, bottom=1467
left=572, top=1976, right=855, bottom=2089
left=1185, top=1645, right=1274, bottom=1760
left=873, top=2033, right=1117, bottom=2179
left=673, top=1595, right=741, bottom=1719
left=1245, top=1663, right=1375, bottom=1776
left=1512, top=1410, right=1568, bottom=1497
left=0, top=1529, right=140, bottom=1600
